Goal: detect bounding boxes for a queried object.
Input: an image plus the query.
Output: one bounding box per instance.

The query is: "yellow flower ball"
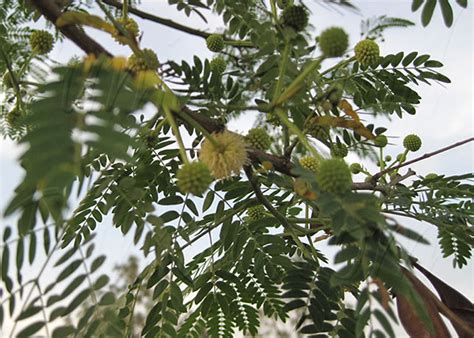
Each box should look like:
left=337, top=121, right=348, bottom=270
left=199, top=130, right=248, bottom=179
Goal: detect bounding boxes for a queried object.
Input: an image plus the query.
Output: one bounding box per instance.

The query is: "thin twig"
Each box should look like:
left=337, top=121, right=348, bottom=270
left=371, top=137, right=474, bottom=183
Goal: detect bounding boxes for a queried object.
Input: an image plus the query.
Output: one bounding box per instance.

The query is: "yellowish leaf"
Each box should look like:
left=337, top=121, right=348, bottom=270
left=339, top=99, right=361, bottom=122
left=310, top=116, right=375, bottom=140
left=56, top=11, right=116, bottom=34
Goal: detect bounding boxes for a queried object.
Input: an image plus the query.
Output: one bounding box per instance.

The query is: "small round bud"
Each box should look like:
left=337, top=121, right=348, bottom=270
left=248, top=205, right=266, bottom=221
left=354, top=39, right=380, bottom=66
left=384, top=155, right=392, bottom=162
left=127, top=48, right=159, bottom=72
left=176, top=162, right=213, bottom=196
left=299, top=156, right=319, bottom=173
left=307, top=124, right=329, bottom=140
left=210, top=56, right=227, bottom=74
left=396, top=153, right=406, bottom=162
left=317, top=159, right=352, bottom=195
left=374, top=134, right=388, bottom=148
left=403, top=134, right=422, bottom=152
left=281, top=5, right=309, bottom=32
left=424, top=173, right=438, bottom=180
left=245, top=128, right=272, bottom=151
left=30, top=30, right=54, bottom=55
left=318, top=27, right=349, bottom=58
left=350, top=163, right=362, bottom=174
left=206, top=34, right=225, bottom=52
left=331, top=143, right=348, bottom=158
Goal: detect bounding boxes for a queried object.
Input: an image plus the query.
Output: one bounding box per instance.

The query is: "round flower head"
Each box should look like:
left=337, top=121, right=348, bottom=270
left=424, top=173, right=438, bottom=180
left=374, top=135, right=388, bottom=148
left=354, top=39, right=380, bottom=66
left=199, top=130, right=248, bottom=179
left=113, top=17, right=139, bottom=45
left=176, top=161, right=213, bottom=196
left=317, top=159, right=352, bottom=195
left=128, top=48, right=159, bottom=72
left=245, top=128, right=272, bottom=151
left=206, top=34, right=225, bottom=52
left=247, top=205, right=266, bottom=221
left=299, top=156, right=319, bottom=173
left=30, top=30, right=54, bottom=55
left=318, top=27, right=349, bottom=58
left=350, top=163, right=362, bottom=174
left=307, top=123, right=329, bottom=140
left=331, top=143, right=348, bottom=158
left=281, top=5, right=309, bottom=32
left=210, top=56, right=227, bottom=74
left=403, top=134, right=422, bottom=152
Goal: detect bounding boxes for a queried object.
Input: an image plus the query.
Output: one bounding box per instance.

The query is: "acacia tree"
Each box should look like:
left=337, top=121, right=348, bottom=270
left=0, top=0, right=473, bottom=337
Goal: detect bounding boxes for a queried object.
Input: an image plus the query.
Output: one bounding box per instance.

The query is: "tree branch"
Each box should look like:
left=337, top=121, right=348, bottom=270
left=102, top=0, right=210, bottom=38
left=31, top=0, right=112, bottom=57
left=31, top=0, right=449, bottom=194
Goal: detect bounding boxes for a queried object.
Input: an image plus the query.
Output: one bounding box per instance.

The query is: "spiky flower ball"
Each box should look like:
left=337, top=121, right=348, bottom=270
left=200, top=130, right=248, bottom=179
left=29, top=30, right=54, bottom=55
left=176, top=162, right=213, bottom=196
left=403, top=134, right=422, bottom=152
left=424, top=173, right=438, bottom=180
left=331, top=143, right=348, bottom=158
left=281, top=5, right=309, bottom=32
left=374, top=134, right=388, bottom=148
left=127, top=48, right=159, bottom=72
left=354, top=39, right=380, bottom=66
left=206, top=34, right=224, bottom=52
left=299, top=156, right=319, bottom=173
left=307, top=123, right=329, bottom=140
left=248, top=205, right=266, bottom=221
left=317, top=159, right=352, bottom=195
left=113, top=17, right=139, bottom=44
left=318, top=27, right=349, bottom=58
left=245, top=128, right=271, bottom=151
left=350, top=163, right=362, bottom=174
left=210, top=56, right=227, bottom=74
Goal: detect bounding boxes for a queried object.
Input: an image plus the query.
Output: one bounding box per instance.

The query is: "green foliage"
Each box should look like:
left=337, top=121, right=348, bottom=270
left=1, top=1, right=472, bottom=337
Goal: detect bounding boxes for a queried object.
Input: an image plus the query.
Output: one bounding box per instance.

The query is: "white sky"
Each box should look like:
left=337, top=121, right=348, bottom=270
left=0, top=1, right=473, bottom=336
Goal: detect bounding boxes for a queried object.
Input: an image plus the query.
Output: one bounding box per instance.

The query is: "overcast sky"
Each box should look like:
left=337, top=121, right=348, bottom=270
left=1, top=1, right=472, bottom=336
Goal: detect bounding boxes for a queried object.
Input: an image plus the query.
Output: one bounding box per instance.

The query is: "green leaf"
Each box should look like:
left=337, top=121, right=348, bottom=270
left=439, top=0, right=453, bottom=27
left=52, top=326, right=75, bottom=338
left=412, top=0, right=425, bottom=11
left=17, top=321, right=45, bottom=337
left=17, top=305, right=42, bottom=320
left=158, top=196, right=183, bottom=205
left=203, top=191, right=215, bottom=212
left=421, top=0, right=437, bottom=26
left=374, top=309, right=395, bottom=337
left=90, top=255, right=106, bottom=273
left=99, top=292, right=116, bottom=306
left=160, top=211, right=180, bottom=223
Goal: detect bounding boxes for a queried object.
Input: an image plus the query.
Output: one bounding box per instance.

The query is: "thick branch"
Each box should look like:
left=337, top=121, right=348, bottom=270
left=31, top=0, right=112, bottom=57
